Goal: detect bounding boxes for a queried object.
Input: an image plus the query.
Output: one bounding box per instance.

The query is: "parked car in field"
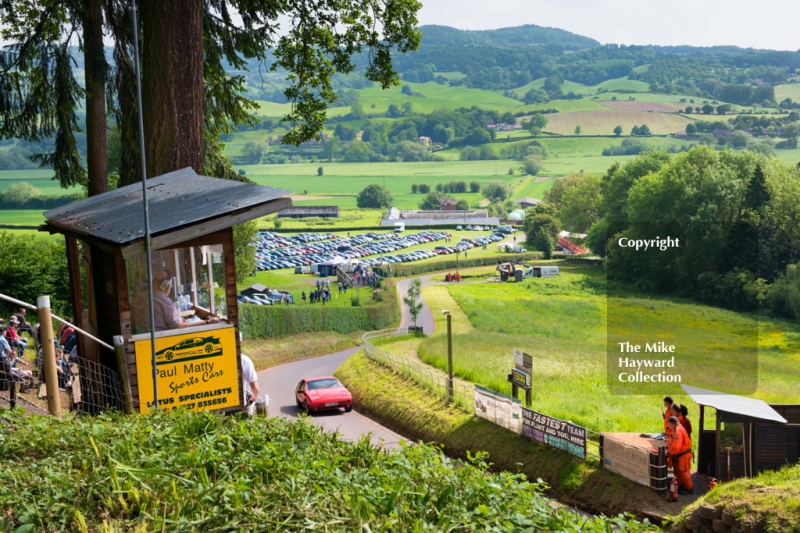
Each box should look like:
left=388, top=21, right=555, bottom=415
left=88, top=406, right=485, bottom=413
left=295, top=376, right=353, bottom=413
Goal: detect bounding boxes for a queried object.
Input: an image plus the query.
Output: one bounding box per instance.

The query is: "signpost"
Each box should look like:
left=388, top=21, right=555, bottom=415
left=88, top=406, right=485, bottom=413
left=508, top=348, right=533, bottom=406
left=522, top=407, right=587, bottom=460
left=134, top=326, right=241, bottom=413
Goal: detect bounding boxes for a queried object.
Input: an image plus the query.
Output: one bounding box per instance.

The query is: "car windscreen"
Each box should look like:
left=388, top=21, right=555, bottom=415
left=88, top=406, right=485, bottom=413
left=306, top=378, right=341, bottom=390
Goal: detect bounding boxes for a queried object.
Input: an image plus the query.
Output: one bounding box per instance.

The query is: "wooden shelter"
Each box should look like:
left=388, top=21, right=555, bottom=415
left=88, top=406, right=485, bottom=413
left=683, top=385, right=800, bottom=480
left=40, top=168, right=291, bottom=413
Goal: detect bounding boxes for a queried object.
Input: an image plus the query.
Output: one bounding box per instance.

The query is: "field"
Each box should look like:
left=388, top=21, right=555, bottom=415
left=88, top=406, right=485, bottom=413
left=543, top=110, right=693, bottom=135
left=401, top=262, right=800, bottom=437
left=599, top=100, right=685, bottom=112
left=0, top=210, right=47, bottom=226
left=774, top=83, right=800, bottom=102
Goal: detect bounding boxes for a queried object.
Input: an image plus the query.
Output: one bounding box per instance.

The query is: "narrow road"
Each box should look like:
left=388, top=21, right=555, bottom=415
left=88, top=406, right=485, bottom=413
left=396, top=276, right=435, bottom=334
left=257, top=346, right=404, bottom=449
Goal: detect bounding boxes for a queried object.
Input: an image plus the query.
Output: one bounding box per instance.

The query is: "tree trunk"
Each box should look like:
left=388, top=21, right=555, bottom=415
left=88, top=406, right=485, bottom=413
left=82, top=0, right=109, bottom=196
left=141, top=0, right=204, bottom=178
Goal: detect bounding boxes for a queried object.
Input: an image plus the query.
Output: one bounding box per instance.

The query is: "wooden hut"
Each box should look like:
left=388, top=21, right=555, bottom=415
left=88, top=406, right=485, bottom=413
left=683, top=385, right=800, bottom=480
left=40, top=168, right=291, bottom=414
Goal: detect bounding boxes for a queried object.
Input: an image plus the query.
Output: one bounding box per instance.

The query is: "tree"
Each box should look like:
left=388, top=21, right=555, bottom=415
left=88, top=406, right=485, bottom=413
left=482, top=180, right=513, bottom=202
left=317, top=166, right=324, bottom=176
left=418, top=183, right=431, bottom=193
left=342, top=140, right=372, bottom=162
left=529, top=114, right=548, bottom=130
left=524, top=213, right=561, bottom=243
left=403, top=278, right=424, bottom=328
left=321, top=137, right=343, bottom=162
left=500, top=112, right=516, bottom=125
left=3, top=182, right=41, bottom=206
left=455, top=199, right=469, bottom=210
left=469, top=181, right=481, bottom=193
left=614, top=126, right=623, bottom=136
left=233, top=220, right=258, bottom=277
left=702, top=104, right=715, bottom=115
left=685, top=123, right=697, bottom=136
left=419, top=191, right=446, bottom=210
left=1, top=0, right=421, bottom=190
left=574, top=125, right=582, bottom=135
left=523, top=155, right=543, bottom=175
left=357, top=184, right=394, bottom=209
left=532, top=227, right=554, bottom=259
left=716, top=104, right=732, bottom=115
left=411, top=184, right=419, bottom=194
left=242, top=141, right=268, bottom=164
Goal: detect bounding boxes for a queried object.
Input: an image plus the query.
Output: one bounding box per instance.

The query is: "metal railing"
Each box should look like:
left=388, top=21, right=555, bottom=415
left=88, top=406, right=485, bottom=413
left=362, top=327, right=474, bottom=412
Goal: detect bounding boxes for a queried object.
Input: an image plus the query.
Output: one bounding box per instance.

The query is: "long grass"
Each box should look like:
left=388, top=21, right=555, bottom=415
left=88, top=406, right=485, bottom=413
left=412, top=263, right=800, bottom=437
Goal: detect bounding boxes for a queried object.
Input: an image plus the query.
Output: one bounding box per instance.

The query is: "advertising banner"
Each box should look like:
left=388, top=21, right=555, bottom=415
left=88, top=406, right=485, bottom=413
left=474, top=385, right=522, bottom=434
left=134, top=326, right=241, bottom=413
left=600, top=435, right=652, bottom=486
left=521, top=407, right=587, bottom=460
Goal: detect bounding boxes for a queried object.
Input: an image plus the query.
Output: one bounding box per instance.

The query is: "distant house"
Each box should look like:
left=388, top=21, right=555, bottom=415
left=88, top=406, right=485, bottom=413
left=418, top=136, right=431, bottom=145
left=514, top=197, right=541, bottom=209
left=712, top=129, right=731, bottom=138
left=278, top=206, right=340, bottom=218
left=440, top=197, right=457, bottom=211
left=487, top=123, right=522, bottom=132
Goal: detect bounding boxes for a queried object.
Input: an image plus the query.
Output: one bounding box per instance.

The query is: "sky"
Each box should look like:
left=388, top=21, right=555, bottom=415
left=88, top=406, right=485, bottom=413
left=417, top=0, right=800, bottom=51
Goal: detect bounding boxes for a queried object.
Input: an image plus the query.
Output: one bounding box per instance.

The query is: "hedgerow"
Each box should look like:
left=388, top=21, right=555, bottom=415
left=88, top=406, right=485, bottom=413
left=389, top=252, right=543, bottom=277
left=239, top=289, right=397, bottom=338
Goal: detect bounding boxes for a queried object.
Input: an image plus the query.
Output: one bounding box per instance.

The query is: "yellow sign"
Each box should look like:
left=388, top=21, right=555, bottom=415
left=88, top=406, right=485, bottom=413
left=134, top=326, right=241, bottom=413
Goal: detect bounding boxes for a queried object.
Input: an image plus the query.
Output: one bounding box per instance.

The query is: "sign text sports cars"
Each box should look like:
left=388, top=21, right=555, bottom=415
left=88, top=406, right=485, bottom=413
left=134, top=326, right=240, bottom=413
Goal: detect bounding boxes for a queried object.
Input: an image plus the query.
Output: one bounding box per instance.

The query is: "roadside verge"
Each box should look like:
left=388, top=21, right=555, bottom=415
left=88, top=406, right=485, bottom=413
left=335, top=350, right=673, bottom=524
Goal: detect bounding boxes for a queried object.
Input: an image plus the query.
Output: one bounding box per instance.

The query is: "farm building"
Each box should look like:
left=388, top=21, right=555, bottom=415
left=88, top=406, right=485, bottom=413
left=382, top=207, right=498, bottom=227
left=277, top=206, right=340, bottom=218
left=514, top=197, right=541, bottom=209
left=440, top=197, right=457, bottom=211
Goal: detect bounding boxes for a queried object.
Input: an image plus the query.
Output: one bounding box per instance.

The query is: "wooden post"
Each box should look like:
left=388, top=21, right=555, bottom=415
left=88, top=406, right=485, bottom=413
left=446, top=313, right=453, bottom=404
left=37, top=296, right=62, bottom=418
left=113, top=336, right=134, bottom=414
left=525, top=387, right=532, bottom=407
left=9, top=379, right=16, bottom=409
left=698, top=404, right=705, bottom=471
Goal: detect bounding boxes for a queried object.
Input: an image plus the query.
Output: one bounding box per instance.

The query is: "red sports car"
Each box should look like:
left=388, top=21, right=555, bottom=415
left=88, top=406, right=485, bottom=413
left=295, top=376, right=353, bottom=413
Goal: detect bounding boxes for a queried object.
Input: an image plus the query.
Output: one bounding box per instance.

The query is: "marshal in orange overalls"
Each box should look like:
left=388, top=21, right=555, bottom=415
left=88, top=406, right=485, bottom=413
left=667, top=423, right=693, bottom=490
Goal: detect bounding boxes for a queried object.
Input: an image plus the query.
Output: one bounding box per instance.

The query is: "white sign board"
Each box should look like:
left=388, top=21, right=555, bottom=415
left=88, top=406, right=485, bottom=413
left=602, top=435, right=652, bottom=486
left=474, top=386, right=522, bottom=434
left=513, top=348, right=532, bottom=371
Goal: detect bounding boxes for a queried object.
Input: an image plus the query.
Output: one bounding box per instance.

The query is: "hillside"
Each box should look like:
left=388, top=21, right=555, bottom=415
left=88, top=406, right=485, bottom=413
left=419, top=24, right=600, bottom=49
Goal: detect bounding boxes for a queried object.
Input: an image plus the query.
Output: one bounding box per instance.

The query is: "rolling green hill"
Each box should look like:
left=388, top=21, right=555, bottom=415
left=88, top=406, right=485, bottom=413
left=419, top=24, right=600, bottom=48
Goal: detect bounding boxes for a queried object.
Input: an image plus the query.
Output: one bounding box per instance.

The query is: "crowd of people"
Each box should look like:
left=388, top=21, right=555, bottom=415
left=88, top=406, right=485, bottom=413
left=1, top=307, right=79, bottom=394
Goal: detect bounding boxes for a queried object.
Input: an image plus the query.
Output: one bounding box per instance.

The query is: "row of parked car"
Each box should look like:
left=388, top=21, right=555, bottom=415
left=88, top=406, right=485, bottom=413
left=256, top=231, right=340, bottom=250
left=253, top=230, right=452, bottom=271
left=236, top=289, right=295, bottom=306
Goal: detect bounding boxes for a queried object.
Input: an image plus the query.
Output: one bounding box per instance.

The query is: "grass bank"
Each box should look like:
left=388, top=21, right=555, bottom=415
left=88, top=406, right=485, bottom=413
left=336, top=350, right=670, bottom=525
left=668, top=464, right=800, bottom=533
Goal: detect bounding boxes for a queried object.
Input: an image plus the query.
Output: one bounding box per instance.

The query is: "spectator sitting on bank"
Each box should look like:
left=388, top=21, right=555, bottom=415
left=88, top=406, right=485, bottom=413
left=12, top=308, right=34, bottom=336
left=57, top=318, right=75, bottom=346
left=4, top=316, right=27, bottom=353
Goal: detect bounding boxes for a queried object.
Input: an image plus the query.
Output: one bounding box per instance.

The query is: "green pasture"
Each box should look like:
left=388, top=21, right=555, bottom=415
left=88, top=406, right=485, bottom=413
left=513, top=175, right=557, bottom=199
left=774, top=83, right=800, bottom=102
left=0, top=209, right=46, bottom=226
left=409, top=262, right=800, bottom=436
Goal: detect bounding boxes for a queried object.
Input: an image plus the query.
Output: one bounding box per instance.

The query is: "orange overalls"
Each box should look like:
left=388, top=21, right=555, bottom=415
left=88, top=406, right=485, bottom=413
left=667, top=423, right=693, bottom=490
left=663, top=407, right=672, bottom=432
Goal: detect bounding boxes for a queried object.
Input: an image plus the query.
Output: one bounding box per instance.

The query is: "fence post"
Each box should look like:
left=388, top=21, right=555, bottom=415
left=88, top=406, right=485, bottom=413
left=36, top=295, right=62, bottom=418
left=113, top=336, right=134, bottom=415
